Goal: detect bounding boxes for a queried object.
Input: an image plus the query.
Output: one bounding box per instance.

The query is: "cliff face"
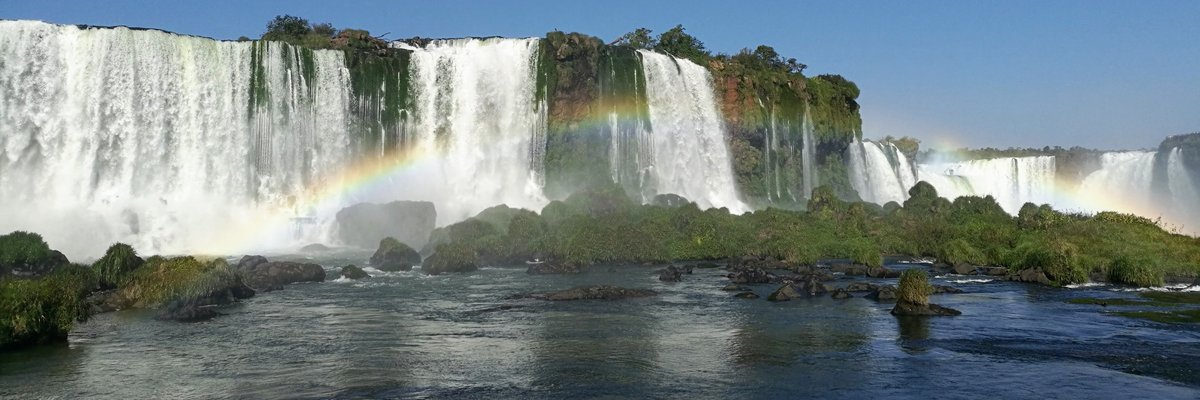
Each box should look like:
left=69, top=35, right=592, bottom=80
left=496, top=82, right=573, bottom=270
left=538, top=32, right=865, bottom=204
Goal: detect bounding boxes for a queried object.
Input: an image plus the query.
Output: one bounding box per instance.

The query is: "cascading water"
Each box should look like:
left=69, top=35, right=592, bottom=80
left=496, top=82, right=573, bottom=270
left=0, top=21, right=350, bottom=258
left=637, top=50, right=745, bottom=212
left=846, top=139, right=916, bottom=205
left=1076, top=151, right=1157, bottom=215
left=800, top=107, right=818, bottom=199
left=917, top=156, right=1056, bottom=213
left=389, top=38, right=548, bottom=224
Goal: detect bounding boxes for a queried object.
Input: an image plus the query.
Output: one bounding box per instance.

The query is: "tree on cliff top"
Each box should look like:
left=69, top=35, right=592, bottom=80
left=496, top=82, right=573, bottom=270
left=654, top=25, right=710, bottom=65
left=613, top=28, right=656, bottom=49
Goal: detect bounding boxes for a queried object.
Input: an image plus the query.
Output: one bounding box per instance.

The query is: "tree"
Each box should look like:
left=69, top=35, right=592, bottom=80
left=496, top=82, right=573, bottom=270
left=263, top=15, right=312, bottom=41
left=654, top=25, right=710, bottom=64
left=311, top=22, right=337, bottom=37
left=614, top=28, right=656, bottom=49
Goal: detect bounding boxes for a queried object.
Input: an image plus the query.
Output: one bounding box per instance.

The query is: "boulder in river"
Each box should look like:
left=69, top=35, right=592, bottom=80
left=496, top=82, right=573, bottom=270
left=867, top=266, right=902, bottom=279
left=734, top=291, right=760, bottom=299
left=866, top=285, right=898, bottom=301
left=984, top=267, right=1009, bottom=276
left=370, top=237, right=422, bottom=272
left=421, top=243, right=479, bottom=275
left=831, top=263, right=868, bottom=276
left=335, top=201, right=436, bottom=250
left=722, top=284, right=750, bottom=292
left=767, top=283, right=802, bottom=301
left=727, top=266, right=776, bottom=284
left=236, top=258, right=326, bottom=291
left=844, top=282, right=879, bottom=292
left=340, top=265, right=369, bottom=280
left=1011, top=268, right=1053, bottom=285
left=952, top=263, right=978, bottom=275
left=528, top=285, right=658, bottom=301
left=891, top=301, right=962, bottom=316
left=830, top=288, right=853, bottom=299
left=933, top=285, right=963, bottom=294
left=526, top=260, right=582, bottom=275
left=657, top=265, right=693, bottom=282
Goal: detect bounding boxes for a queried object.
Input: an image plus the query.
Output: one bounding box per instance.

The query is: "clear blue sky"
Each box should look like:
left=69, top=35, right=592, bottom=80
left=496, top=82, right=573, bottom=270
left=5, top=0, right=1197, bottom=150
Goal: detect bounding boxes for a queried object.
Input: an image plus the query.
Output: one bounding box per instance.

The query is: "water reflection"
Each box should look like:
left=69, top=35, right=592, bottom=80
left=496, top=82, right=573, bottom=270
left=896, top=316, right=932, bottom=354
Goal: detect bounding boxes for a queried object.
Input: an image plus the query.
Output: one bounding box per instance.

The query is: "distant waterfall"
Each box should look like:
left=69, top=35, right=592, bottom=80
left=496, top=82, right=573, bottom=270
left=637, top=50, right=745, bottom=212
left=800, top=108, right=819, bottom=199
left=918, top=156, right=1056, bottom=213
left=846, top=139, right=916, bottom=204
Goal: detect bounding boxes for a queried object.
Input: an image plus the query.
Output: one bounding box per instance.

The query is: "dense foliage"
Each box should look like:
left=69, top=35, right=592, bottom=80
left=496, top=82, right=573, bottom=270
left=0, top=265, right=94, bottom=349
left=428, top=181, right=1200, bottom=287
left=92, top=243, right=144, bottom=289
left=897, top=269, right=933, bottom=305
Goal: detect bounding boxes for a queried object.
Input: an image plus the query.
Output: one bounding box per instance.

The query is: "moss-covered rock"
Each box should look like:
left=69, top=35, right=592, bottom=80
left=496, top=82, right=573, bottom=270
left=92, top=243, right=143, bottom=289
left=0, top=265, right=95, bottom=349
left=421, top=243, right=480, bottom=275
left=370, top=237, right=421, bottom=272
left=0, top=231, right=70, bottom=277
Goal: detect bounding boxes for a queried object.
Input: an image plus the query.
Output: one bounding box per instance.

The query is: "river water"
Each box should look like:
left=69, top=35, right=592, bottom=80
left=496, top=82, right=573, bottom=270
left=2, top=253, right=1198, bottom=399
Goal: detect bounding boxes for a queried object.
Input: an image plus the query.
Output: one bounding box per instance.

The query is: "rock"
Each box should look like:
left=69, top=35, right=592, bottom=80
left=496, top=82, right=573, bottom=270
left=722, top=284, right=750, bottom=292
left=866, top=285, right=898, bottom=301
left=300, top=243, right=331, bottom=253
left=340, top=265, right=368, bottom=279
left=767, top=283, right=802, bottom=301
left=933, top=285, right=963, bottom=294
left=421, top=244, right=479, bottom=275
left=238, top=260, right=326, bottom=290
left=526, top=260, right=583, bottom=275
left=727, top=266, right=775, bottom=284
left=867, top=266, right=901, bottom=279
left=1013, top=268, right=1052, bottom=285
left=235, top=255, right=268, bottom=271
left=891, top=301, right=962, bottom=316
left=831, top=263, right=868, bottom=276
left=658, top=265, right=690, bottom=282
left=85, top=290, right=125, bottom=314
left=5, top=250, right=70, bottom=278
left=370, top=237, right=422, bottom=272
left=830, top=288, right=853, bottom=299
left=531, top=285, right=657, bottom=301
left=154, top=275, right=255, bottom=322
left=335, top=201, right=436, bottom=249
left=984, top=267, right=1009, bottom=276
left=952, top=263, right=978, bottom=275
left=930, top=263, right=954, bottom=276
left=844, top=282, right=879, bottom=292
left=734, top=291, right=760, bottom=299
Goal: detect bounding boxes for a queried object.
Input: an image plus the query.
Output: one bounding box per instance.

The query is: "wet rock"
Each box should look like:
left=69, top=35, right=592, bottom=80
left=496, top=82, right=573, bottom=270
left=335, top=200, right=436, bottom=249
left=235, top=255, right=268, bottom=271
left=300, top=243, right=331, bottom=253
left=831, top=263, right=869, bottom=276
left=767, top=283, right=802, bottom=301
left=85, top=290, right=125, bottom=314
left=867, top=266, right=901, bottom=279
left=657, top=265, right=693, bottom=282
left=768, top=277, right=830, bottom=301
left=722, top=284, right=750, bottom=292
left=933, top=285, right=963, bottom=294
left=370, top=237, right=422, bottom=272
left=340, top=265, right=368, bottom=279
left=155, top=299, right=220, bottom=322
left=952, top=263, right=978, bottom=275
left=1012, top=268, right=1052, bottom=285
left=844, top=282, right=879, bottom=292
left=238, top=260, right=326, bottom=290
left=727, top=266, right=776, bottom=284
left=984, top=267, right=1009, bottom=276
left=891, top=301, right=962, bottom=316
left=526, top=260, right=583, bottom=275
left=529, top=285, right=657, bottom=301
left=830, top=288, right=853, bottom=299
left=866, top=285, right=898, bottom=301
left=734, top=291, right=760, bottom=299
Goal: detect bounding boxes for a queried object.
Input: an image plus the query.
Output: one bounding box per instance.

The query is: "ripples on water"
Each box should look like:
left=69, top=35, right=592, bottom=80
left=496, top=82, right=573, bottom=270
left=2, top=253, right=1198, bottom=399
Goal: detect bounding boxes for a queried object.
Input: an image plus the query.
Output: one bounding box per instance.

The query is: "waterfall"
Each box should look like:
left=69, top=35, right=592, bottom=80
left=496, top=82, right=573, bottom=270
left=0, top=21, right=350, bottom=258
left=800, top=107, right=818, bottom=199
left=917, top=156, right=1055, bottom=213
left=637, top=50, right=745, bottom=212
left=391, top=38, right=548, bottom=224
left=846, top=139, right=916, bottom=204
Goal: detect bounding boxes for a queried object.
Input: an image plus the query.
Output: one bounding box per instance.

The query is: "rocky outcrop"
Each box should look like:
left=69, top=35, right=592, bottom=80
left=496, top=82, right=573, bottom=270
left=1010, top=268, right=1053, bottom=285
left=830, top=288, right=853, bottom=299
left=421, top=243, right=479, bottom=275
left=866, top=285, right=898, bottom=301
left=370, top=237, right=422, bottom=272
left=844, top=282, right=879, bottom=292
left=340, top=265, right=368, bottom=279
left=235, top=257, right=326, bottom=291
left=867, top=266, right=901, bottom=278
left=952, top=263, right=978, bottom=275
left=891, top=301, right=962, bottom=316
left=526, top=285, right=657, bottom=301
left=154, top=276, right=255, bottom=322
left=526, top=260, right=583, bottom=275
left=657, top=265, right=693, bottom=282
left=831, top=263, right=868, bottom=276
left=335, top=201, right=436, bottom=249
left=734, top=291, right=760, bottom=299
left=767, top=277, right=831, bottom=301
left=727, top=266, right=776, bottom=284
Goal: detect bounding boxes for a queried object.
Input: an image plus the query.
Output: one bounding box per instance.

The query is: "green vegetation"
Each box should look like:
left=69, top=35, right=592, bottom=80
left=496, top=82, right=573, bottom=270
left=426, top=180, right=1200, bottom=287
left=1140, top=291, right=1200, bottom=304
left=0, top=265, right=94, bottom=349
left=92, top=243, right=144, bottom=289
left=1112, top=309, right=1200, bottom=324
left=1067, top=297, right=1172, bottom=307
left=896, top=269, right=934, bottom=305
left=117, top=256, right=241, bottom=309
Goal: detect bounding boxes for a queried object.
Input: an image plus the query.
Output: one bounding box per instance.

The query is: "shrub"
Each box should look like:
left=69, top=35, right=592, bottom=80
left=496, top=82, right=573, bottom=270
left=118, top=257, right=240, bottom=308
left=0, top=265, right=94, bottom=348
left=847, top=240, right=883, bottom=268
left=0, top=231, right=52, bottom=269
left=939, top=239, right=987, bottom=266
left=1106, top=255, right=1164, bottom=287
left=897, top=269, right=933, bottom=305
left=1016, top=240, right=1087, bottom=285
left=92, top=243, right=144, bottom=289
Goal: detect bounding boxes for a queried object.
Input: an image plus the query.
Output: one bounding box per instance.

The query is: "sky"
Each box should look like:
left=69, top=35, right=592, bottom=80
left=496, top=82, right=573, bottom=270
left=4, top=0, right=1198, bottom=150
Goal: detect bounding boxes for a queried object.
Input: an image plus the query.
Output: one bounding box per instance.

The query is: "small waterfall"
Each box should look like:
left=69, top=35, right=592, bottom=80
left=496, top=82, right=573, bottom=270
left=637, top=50, right=745, bottom=212
left=800, top=107, right=818, bottom=198
left=846, top=139, right=916, bottom=204
left=603, top=49, right=653, bottom=199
